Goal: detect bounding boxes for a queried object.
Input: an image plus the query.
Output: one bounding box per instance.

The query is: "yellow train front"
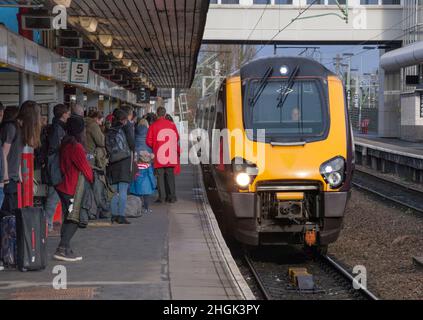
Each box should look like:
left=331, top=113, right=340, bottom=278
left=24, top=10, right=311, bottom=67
left=197, top=56, right=354, bottom=252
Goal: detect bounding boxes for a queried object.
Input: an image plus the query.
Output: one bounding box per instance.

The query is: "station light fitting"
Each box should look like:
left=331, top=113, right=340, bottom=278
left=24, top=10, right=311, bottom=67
left=111, top=49, right=124, bottom=59
left=130, top=64, right=139, bottom=73
left=79, top=17, right=98, bottom=33
left=53, top=0, right=72, bottom=7
left=122, top=59, right=132, bottom=67
left=99, top=35, right=113, bottom=47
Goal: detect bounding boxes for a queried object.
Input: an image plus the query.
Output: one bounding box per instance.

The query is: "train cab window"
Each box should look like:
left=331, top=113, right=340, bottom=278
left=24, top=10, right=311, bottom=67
left=244, top=79, right=328, bottom=143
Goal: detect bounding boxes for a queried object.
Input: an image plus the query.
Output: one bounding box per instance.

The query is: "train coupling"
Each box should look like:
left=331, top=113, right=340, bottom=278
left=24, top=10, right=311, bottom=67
left=304, top=226, right=318, bottom=247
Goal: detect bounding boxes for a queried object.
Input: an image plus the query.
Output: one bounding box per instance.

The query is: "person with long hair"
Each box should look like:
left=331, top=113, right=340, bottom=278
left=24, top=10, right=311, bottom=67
left=0, top=101, right=41, bottom=212
left=106, top=109, right=135, bottom=225
left=54, top=116, right=93, bottom=262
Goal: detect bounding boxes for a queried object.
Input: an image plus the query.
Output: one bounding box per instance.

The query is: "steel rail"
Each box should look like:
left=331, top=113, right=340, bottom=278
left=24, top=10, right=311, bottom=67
left=322, top=255, right=379, bottom=301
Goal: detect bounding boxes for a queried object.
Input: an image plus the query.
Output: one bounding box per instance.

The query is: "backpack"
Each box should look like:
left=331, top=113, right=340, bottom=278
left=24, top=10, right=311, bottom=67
left=38, top=125, right=50, bottom=167
left=125, top=195, right=142, bottom=218
left=105, top=127, right=131, bottom=164
left=43, top=124, right=64, bottom=186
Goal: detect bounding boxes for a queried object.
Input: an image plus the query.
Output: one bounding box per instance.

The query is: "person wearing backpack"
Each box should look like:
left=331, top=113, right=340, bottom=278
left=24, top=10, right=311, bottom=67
left=43, top=104, right=71, bottom=232
left=86, top=110, right=110, bottom=219
left=0, top=101, right=42, bottom=212
left=106, top=109, right=135, bottom=225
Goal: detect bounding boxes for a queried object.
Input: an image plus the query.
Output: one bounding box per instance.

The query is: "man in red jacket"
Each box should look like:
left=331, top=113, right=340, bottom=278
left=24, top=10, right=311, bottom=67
left=146, top=107, right=180, bottom=203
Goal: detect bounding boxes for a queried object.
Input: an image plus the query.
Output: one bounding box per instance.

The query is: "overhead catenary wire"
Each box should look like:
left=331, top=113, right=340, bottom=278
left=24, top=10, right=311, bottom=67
left=245, top=3, right=270, bottom=43
left=227, top=0, right=320, bottom=76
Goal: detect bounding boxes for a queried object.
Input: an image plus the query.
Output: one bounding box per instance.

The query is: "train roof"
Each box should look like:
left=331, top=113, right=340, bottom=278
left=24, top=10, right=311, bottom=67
left=238, top=56, right=336, bottom=79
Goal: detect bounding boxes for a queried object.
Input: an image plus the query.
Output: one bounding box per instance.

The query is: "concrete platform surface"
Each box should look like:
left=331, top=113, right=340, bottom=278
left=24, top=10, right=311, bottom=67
left=355, top=134, right=423, bottom=158
left=0, top=166, right=253, bottom=300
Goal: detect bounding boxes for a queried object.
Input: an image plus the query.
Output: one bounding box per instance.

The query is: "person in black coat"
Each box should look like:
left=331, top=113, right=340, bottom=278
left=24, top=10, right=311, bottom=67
left=45, top=104, right=71, bottom=232
left=106, top=109, right=135, bottom=225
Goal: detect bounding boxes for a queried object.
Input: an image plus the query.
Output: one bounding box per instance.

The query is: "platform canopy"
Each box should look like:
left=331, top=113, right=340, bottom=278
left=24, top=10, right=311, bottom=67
left=63, top=0, right=209, bottom=89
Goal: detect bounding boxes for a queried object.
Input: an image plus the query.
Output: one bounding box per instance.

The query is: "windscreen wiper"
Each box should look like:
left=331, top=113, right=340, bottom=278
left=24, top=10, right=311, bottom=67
left=250, top=67, right=273, bottom=108
left=276, top=65, right=300, bottom=109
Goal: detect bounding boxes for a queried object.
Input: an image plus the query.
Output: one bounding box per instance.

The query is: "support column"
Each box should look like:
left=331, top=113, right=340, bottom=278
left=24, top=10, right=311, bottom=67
left=378, top=67, right=401, bottom=138
left=19, top=72, right=34, bottom=105
left=170, top=88, right=176, bottom=115
left=76, top=88, right=85, bottom=110
left=87, top=92, right=99, bottom=110
left=56, top=82, right=65, bottom=104
left=103, top=96, right=111, bottom=115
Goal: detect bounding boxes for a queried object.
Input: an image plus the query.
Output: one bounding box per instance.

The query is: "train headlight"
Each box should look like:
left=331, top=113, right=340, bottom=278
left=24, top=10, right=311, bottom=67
left=320, top=157, right=345, bottom=189
left=280, top=65, right=289, bottom=75
left=232, top=158, right=259, bottom=189
left=236, top=173, right=251, bottom=188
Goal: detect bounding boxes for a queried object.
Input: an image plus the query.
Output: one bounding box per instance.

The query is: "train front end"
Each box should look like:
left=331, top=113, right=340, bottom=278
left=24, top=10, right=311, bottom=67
left=226, top=57, right=354, bottom=250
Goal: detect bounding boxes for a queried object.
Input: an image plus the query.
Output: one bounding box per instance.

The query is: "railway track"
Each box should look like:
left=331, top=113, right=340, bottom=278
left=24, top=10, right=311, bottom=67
left=353, top=169, right=423, bottom=213
left=243, top=247, right=379, bottom=300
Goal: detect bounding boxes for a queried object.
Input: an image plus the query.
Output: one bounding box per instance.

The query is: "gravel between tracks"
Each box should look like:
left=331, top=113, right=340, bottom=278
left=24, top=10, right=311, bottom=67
left=329, top=189, right=423, bottom=300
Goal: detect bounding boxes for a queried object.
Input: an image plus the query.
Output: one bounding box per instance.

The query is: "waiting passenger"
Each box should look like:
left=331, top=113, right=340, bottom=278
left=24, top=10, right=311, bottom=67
left=129, top=151, right=156, bottom=215
left=0, top=102, right=4, bottom=124
left=106, top=109, right=135, bottom=225
left=135, top=118, right=152, bottom=155
left=0, top=102, right=4, bottom=210
left=86, top=111, right=111, bottom=219
left=147, top=107, right=180, bottom=204
left=54, top=116, right=94, bottom=262
left=0, top=102, right=41, bottom=212
left=44, top=104, right=71, bottom=232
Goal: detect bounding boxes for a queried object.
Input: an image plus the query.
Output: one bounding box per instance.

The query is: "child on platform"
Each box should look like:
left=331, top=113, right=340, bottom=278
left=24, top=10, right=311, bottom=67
left=129, top=151, right=156, bottom=214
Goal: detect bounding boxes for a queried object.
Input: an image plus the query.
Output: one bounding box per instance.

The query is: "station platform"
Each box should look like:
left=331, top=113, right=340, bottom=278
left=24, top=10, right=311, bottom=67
left=355, top=133, right=423, bottom=159
left=354, top=133, right=423, bottom=183
left=0, top=166, right=254, bottom=301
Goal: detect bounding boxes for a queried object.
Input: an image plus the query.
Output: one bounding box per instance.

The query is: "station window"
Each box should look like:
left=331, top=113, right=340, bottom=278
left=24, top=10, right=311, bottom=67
left=381, top=0, right=400, bottom=4
left=275, top=0, right=293, bottom=3
left=327, top=0, right=347, bottom=4
left=253, top=0, right=271, bottom=4
left=306, top=0, right=325, bottom=4
left=209, top=0, right=218, bottom=3
left=220, top=0, right=240, bottom=4
left=360, top=0, right=378, bottom=4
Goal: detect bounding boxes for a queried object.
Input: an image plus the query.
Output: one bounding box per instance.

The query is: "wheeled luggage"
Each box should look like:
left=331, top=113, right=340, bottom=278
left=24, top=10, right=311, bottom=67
left=0, top=212, right=17, bottom=268
left=15, top=208, right=48, bottom=272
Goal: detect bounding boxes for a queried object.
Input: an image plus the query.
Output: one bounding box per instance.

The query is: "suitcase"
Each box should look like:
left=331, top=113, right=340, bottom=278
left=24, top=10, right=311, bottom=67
left=0, top=213, right=17, bottom=268
left=15, top=208, right=48, bottom=272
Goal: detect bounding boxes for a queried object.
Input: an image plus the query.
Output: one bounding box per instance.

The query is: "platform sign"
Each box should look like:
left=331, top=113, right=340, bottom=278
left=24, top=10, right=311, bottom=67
left=70, top=58, right=89, bottom=84
left=24, top=39, right=39, bottom=74
left=138, top=87, right=150, bottom=103
left=7, top=31, right=24, bottom=69
left=0, top=26, right=7, bottom=64
left=55, top=59, right=70, bottom=82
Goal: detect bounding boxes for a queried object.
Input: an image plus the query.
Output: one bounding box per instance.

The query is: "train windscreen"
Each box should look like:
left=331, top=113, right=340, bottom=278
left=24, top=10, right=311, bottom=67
left=244, top=79, right=329, bottom=143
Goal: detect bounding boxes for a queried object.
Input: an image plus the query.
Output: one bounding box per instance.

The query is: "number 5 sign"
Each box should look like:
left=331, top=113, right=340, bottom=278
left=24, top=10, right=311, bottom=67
left=70, top=59, right=89, bottom=84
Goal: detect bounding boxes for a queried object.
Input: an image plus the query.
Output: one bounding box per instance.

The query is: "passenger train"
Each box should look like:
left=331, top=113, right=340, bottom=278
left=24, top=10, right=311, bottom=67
left=195, top=56, right=354, bottom=253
